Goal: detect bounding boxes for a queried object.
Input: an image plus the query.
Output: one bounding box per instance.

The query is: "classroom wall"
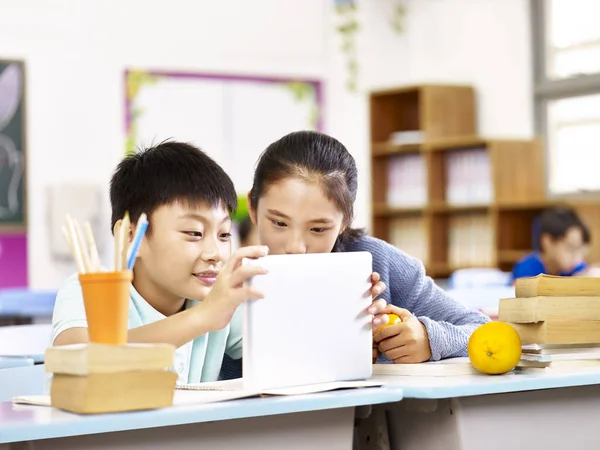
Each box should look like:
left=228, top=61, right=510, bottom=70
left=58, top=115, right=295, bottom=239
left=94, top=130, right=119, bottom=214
left=0, top=0, right=533, bottom=289
left=327, top=0, right=535, bottom=243
left=0, top=0, right=328, bottom=289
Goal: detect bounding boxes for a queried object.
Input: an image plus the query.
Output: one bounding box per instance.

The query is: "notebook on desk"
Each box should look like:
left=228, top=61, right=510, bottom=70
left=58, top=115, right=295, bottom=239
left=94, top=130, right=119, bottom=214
left=241, top=251, right=373, bottom=391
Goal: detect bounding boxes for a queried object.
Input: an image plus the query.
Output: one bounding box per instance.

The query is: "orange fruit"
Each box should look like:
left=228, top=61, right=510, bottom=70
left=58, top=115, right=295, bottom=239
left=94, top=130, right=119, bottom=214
left=375, top=313, right=401, bottom=332
left=468, top=322, right=522, bottom=375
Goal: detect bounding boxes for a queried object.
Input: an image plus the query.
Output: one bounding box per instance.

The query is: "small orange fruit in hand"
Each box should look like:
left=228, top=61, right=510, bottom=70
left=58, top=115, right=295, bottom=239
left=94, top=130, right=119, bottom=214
left=375, top=313, right=401, bottom=333
left=468, top=322, right=522, bottom=375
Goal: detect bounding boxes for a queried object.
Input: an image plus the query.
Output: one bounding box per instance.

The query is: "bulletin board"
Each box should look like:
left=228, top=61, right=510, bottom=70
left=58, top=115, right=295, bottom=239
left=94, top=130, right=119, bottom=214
left=124, top=69, right=323, bottom=195
left=0, top=59, right=27, bottom=288
left=0, top=60, right=26, bottom=226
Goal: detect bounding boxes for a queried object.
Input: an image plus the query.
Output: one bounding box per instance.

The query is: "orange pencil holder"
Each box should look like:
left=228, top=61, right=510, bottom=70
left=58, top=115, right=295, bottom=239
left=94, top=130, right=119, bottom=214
left=78, top=271, right=132, bottom=345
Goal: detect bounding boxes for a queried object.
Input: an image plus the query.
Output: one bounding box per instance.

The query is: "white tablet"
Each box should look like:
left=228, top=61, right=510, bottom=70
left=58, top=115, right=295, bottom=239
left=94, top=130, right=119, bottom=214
left=241, top=251, right=373, bottom=390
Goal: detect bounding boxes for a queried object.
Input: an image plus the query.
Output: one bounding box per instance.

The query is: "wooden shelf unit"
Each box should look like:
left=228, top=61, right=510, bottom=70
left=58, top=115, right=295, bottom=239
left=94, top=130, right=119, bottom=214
left=369, top=84, right=600, bottom=278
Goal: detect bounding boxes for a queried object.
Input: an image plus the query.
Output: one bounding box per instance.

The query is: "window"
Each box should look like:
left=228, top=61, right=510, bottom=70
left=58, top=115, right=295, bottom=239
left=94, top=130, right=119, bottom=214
left=532, top=0, right=600, bottom=196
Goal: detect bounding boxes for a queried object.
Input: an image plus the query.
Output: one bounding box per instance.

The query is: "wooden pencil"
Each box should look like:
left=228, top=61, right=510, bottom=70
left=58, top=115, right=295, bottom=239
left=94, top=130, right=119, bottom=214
left=120, top=212, right=130, bottom=271
left=65, top=214, right=86, bottom=273
left=113, top=220, right=122, bottom=271
left=84, top=222, right=101, bottom=272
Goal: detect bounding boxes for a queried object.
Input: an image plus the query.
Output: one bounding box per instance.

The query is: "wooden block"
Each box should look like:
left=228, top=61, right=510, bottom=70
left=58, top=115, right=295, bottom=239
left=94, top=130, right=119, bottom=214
left=45, top=343, right=175, bottom=375
left=50, top=371, right=177, bottom=414
left=499, top=296, right=600, bottom=323
left=509, top=320, right=600, bottom=345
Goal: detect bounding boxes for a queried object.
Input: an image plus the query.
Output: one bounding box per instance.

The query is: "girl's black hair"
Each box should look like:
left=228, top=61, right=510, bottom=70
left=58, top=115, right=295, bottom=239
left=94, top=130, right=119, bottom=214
left=249, top=130, right=364, bottom=251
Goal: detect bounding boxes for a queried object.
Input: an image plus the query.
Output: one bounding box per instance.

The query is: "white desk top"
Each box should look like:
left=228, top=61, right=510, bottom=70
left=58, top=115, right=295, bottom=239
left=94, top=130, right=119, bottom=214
left=0, top=386, right=403, bottom=444
left=375, top=368, right=600, bottom=399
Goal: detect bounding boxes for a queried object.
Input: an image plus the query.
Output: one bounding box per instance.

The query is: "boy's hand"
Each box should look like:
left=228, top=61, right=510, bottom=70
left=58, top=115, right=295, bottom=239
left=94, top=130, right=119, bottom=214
left=373, top=305, right=432, bottom=363
left=203, top=245, right=269, bottom=331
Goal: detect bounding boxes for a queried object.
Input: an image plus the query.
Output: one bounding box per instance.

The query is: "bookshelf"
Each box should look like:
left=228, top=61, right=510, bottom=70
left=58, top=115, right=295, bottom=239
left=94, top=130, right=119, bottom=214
left=369, top=84, right=600, bottom=278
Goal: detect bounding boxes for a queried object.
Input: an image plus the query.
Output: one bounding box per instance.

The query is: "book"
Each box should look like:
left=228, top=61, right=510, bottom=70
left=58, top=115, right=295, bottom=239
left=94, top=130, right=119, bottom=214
left=45, top=343, right=175, bottom=375
left=499, top=296, right=600, bottom=323
left=517, top=359, right=600, bottom=371
left=522, top=343, right=600, bottom=353
left=176, top=378, right=384, bottom=396
left=371, top=357, right=479, bottom=377
left=15, top=379, right=385, bottom=409
left=515, top=274, right=600, bottom=298
left=520, top=347, right=600, bottom=362
left=509, top=320, right=600, bottom=345
left=50, top=371, right=178, bottom=414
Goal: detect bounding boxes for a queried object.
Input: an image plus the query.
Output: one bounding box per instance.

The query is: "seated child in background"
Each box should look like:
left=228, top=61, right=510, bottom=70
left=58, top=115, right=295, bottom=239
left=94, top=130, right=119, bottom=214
left=511, top=207, right=591, bottom=283
left=52, top=141, right=388, bottom=384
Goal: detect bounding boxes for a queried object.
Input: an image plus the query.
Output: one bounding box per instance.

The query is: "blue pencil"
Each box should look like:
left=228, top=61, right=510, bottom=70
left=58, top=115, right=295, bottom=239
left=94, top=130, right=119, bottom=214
left=127, top=213, right=149, bottom=270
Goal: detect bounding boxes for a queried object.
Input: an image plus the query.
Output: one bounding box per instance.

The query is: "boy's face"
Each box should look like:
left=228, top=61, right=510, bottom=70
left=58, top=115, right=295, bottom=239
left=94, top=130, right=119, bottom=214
left=249, top=177, right=345, bottom=255
left=542, top=226, right=588, bottom=273
left=135, top=201, right=232, bottom=305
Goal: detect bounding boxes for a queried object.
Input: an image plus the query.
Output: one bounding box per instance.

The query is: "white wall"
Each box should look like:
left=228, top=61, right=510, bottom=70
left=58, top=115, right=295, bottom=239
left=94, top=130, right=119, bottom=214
left=0, top=0, right=533, bottom=288
left=0, top=0, right=327, bottom=288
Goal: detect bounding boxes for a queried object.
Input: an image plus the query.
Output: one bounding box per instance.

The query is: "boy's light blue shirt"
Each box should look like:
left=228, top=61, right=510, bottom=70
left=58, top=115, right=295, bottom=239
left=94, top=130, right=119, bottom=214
left=52, top=273, right=243, bottom=384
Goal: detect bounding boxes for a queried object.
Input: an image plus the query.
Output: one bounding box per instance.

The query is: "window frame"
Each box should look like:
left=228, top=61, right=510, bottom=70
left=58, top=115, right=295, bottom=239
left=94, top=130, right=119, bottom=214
left=531, top=0, right=600, bottom=197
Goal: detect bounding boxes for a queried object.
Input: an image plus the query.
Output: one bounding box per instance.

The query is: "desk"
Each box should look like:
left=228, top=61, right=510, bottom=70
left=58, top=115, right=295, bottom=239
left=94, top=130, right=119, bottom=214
left=362, top=370, right=600, bottom=450
left=0, top=324, right=51, bottom=363
left=0, top=289, right=56, bottom=325
left=0, top=357, right=33, bottom=370
left=0, top=386, right=403, bottom=449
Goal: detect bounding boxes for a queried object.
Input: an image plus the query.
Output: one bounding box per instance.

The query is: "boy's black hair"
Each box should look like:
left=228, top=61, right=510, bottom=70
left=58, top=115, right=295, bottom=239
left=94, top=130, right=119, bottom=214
left=109, top=141, right=237, bottom=232
left=537, top=206, right=590, bottom=249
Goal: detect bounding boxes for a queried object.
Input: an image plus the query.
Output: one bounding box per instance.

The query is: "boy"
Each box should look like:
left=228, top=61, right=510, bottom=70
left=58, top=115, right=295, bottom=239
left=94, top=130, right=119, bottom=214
left=511, top=207, right=591, bottom=282
left=53, top=142, right=387, bottom=384
left=52, top=142, right=270, bottom=383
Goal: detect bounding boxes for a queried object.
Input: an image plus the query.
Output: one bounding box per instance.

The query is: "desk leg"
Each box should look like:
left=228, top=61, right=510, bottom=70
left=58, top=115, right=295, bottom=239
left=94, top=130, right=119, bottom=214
left=23, top=407, right=355, bottom=450
left=386, top=385, right=600, bottom=450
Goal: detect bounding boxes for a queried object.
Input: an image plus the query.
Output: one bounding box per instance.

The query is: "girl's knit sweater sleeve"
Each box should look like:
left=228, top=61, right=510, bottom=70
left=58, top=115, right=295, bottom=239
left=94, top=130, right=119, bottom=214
left=346, top=236, right=490, bottom=360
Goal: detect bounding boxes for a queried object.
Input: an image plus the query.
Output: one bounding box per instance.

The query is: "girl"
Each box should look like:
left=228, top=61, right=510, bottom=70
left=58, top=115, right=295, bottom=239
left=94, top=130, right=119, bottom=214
left=219, top=130, right=488, bottom=380
left=249, top=130, right=489, bottom=362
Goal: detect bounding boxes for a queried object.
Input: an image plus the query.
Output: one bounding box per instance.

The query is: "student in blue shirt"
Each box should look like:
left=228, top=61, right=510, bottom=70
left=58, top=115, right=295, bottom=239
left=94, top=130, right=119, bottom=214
left=219, top=131, right=489, bottom=379
left=52, top=141, right=389, bottom=384
left=511, top=207, right=591, bottom=283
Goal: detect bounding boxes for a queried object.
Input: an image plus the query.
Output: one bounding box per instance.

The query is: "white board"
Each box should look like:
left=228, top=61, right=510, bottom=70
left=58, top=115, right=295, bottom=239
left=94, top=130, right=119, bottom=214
left=125, top=71, right=322, bottom=194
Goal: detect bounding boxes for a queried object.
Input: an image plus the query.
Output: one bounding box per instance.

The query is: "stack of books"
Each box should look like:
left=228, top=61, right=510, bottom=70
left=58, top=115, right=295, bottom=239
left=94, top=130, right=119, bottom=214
left=499, top=274, right=600, bottom=371
left=45, top=343, right=177, bottom=414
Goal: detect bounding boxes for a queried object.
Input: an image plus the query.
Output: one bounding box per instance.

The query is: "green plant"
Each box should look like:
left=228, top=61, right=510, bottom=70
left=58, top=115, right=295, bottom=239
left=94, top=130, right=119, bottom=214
left=333, top=1, right=406, bottom=93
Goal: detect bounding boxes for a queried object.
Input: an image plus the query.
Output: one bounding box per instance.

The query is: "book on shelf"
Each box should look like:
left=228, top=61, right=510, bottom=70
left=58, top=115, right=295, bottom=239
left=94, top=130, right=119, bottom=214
left=388, top=130, right=423, bottom=145
left=448, top=215, right=494, bottom=267
left=446, top=148, right=493, bottom=206
left=515, top=274, right=600, bottom=298
left=499, top=296, right=600, bottom=323
left=389, top=216, right=428, bottom=264
left=387, top=154, right=427, bottom=208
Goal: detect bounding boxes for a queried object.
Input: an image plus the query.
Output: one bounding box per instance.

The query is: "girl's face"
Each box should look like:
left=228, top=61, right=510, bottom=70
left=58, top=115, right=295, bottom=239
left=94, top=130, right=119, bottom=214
left=249, top=177, right=345, bottom=255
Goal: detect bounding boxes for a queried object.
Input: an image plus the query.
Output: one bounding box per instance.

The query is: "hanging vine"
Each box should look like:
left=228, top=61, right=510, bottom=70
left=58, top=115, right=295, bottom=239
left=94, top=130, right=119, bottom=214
left=334, top=0, right=406, bottom=93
